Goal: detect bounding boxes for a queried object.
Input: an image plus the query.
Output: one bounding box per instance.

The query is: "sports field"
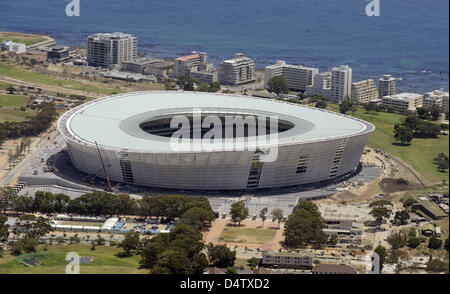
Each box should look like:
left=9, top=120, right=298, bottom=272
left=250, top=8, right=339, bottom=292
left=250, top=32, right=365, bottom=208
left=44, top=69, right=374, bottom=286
left=220, top=227, right=277, bottom=244
left=0, top=244, right=146, bottom=274
left=325, top=103, right=449, bottom=183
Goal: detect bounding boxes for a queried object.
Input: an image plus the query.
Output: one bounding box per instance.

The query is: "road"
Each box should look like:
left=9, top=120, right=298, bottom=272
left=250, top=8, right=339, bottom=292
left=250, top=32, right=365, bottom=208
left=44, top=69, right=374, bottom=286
left=1, top=130, right=61, bottom=186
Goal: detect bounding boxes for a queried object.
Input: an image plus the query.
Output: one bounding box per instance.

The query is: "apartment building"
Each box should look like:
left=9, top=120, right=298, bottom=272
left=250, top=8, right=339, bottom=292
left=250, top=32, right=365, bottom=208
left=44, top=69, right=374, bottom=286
left=121, top=57, right=161, bottom=73
left=378, top=74, right=395, bottom=99
left=173, top=52, right=207, bottom=77
left=382, top=93, right=423, bottom=111
left=87, top=32, right=137, bottom=68
left=261, top=251, right=313, bottom=269
left=46, top=46, right=70, bottom=62
left=351, top=79, right=379, bottom=103
left=264, top=61, right=318, bottom=92
left=189, top=63, right=218, bottom=82
left=423, top=89, right=449, bottom=113
left=1, top=40, right=26, bottom=54
left=305, top=71, right=332, bottom=98
left=218, top=53, right=256, bottom=85
left=331, top=65, right=352, bottom=102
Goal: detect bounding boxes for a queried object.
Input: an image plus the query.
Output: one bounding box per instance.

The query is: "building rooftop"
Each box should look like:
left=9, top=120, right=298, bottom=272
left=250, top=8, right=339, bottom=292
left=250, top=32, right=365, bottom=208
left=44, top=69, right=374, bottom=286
left=176, top=54, right=201, bottom=61
left=383, top=93, right=422, bottom=101
left=61, top=91, right=374, bottom=153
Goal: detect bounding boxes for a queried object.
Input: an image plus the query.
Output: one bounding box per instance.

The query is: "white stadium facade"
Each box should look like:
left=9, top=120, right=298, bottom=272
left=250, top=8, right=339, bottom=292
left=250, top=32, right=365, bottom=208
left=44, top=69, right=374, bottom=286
left=58, top=91, right=374, bottom=190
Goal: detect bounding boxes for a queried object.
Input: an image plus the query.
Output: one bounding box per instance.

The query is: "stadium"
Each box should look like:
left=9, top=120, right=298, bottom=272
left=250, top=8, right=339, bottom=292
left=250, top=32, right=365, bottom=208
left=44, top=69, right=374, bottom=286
left=58, top=91, right=375, bottom=190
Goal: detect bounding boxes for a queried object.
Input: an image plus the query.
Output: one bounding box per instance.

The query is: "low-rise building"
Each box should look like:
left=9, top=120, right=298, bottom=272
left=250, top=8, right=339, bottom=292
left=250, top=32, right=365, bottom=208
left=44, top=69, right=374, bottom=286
left=189, top=63, right=218, bottom=82
left=423, top=90, right=449, bottom=113
left=218, top=53, right=256, bottom=85
left=121, top=57, right=161, bottom=73
left=312, top=264, right=358, bottom=274
left=261, top=251, right=313, bottom=269
left=1, top=40, right=26, bottom=54
left=46, top=45, right=70, bottom=62
left=264, top=61, right=318, bottom=92
left=413, top=198, right=448, bottom=220
left=322, top=219, right=363, bottom=245
left=143, top=60, right=173, bottom=78
left=351, top=79, right=379, bottom=103
left=382, top=93, right=423, bottom=112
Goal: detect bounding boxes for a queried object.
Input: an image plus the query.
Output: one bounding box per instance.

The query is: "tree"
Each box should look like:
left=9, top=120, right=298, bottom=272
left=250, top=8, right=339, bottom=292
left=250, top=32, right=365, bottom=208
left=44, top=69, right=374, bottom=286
left=386, top=231, right=407, bottom=250
left=68, top=234, right=81, bottom=244
left=327, top=234, right=338, bottom=246
left=444, top=238, right=449, bottom=251
left=229, top=201, right=248, bottom=226
left=425, top=258, right=447, bottom=274
left=152, top=249, right=191, bottom=274
left=369, top=200, right=392, bottom=229
left=284, top=201, right=327, bottom=248
left=271, top=208, right=284, bottom=228
left=267, top=76, right=289, bottom=95
left=374, top=245, right=387, bottom=270
left=11, top=238, right=39, bottom=255
left=259, top=207, right=268, bottom=228
left=207, top=243, right=236, bottom=268
left=6, top=86, right=16, bottom=94
left=393, top=210, right=410, bottom=225
left=247, top=257, right=259, bottom=269
left=394, top=124, right=413, bottom=145
left=0, top=215, right=9, bottom=243
left=407, top=236, right=421, bottom=249
left=386, top=249, right=409, bottom=274
left=339, top=99, right=354, bottom=114
left=315, top=100, right=327, bottom=109
left=179, top=207, right=215, bottom=231
left=117, top=231, right=141, bottom=257
left=428, top=236, right=442, bottom=250
left=139, top=241, right=165, bottom=269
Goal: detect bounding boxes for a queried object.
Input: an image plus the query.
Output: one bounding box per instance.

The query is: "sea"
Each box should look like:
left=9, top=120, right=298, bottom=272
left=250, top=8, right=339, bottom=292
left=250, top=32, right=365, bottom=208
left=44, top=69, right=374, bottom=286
left=0, top=0, right=448, bottom=93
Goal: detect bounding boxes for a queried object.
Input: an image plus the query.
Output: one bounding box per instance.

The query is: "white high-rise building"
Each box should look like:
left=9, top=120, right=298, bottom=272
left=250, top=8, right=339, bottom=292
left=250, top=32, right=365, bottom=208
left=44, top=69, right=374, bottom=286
left=351, top=79, right=379, bottom=103
left=264, top=61, right=318, bottom=92
left=305, top=72, right=331, bottom=98
left=378, top=74, right=396, bottom=99
left=331, top=65, right=352, bottom=102
left=218, top=53, right=256, bottom=85
left=87, top=32, right=137, bottom=68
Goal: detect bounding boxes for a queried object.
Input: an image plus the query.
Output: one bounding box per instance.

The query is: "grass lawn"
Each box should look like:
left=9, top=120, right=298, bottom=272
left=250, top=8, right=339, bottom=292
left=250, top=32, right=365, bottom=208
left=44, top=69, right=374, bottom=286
left=0, top=94, right=28, bottom=107
left=0, top=32, right=47, bottom=46
left=0, top=107, right=34, bottom=123
left=0, top=62, right=121, bottom=95
left=220, top=227, right=276, bottom=244
left=325, top=103, right=449, bottom=183
left=0, top=244, right=146, bottom=274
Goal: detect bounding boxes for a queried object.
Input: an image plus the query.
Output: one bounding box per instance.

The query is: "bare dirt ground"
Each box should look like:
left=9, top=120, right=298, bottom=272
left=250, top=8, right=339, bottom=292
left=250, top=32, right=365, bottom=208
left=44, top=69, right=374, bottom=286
left=203, top=219, right=285, bottom=251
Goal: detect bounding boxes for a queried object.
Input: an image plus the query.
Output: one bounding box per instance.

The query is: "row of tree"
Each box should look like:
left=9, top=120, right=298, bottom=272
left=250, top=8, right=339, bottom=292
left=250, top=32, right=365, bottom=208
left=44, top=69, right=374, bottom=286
left=175, top=75, right=221, bottom=93
left=2, top=191, right=216, bottom=223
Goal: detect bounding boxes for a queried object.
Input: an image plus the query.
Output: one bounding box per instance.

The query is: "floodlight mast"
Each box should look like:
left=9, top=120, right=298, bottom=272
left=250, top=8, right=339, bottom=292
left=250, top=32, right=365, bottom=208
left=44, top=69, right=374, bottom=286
left=95, top=141, right=113, bottom=192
